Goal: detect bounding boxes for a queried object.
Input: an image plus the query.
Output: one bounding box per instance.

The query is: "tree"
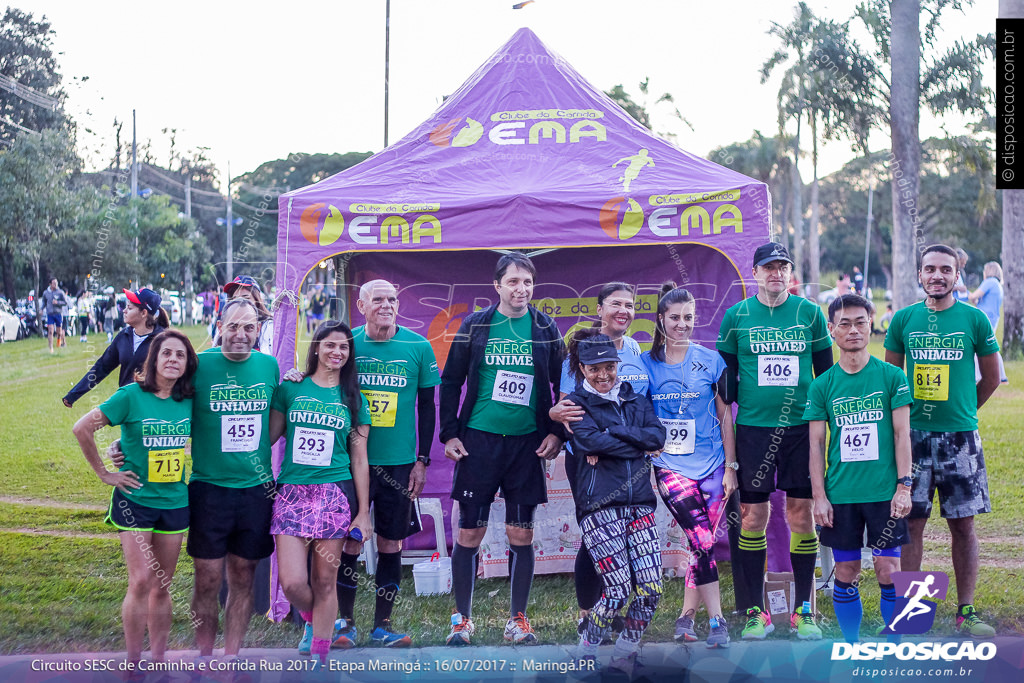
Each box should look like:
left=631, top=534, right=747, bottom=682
left=708, top=131, right=790, bottom=245
left=0, top=8, right=65, bottom=144
left=851, top=0, right=994, bottom=309
left=0, top=128, right=79, bottom=304
left=1001, top=0, right=1024, bottom=359
left=604, top=78, right=693, bottom=141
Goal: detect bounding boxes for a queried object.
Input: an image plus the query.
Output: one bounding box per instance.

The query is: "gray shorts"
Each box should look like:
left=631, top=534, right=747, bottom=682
left=909, top=429, right=990, bottom=519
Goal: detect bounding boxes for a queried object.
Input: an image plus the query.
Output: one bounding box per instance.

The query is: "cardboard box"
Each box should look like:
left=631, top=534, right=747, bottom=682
left=764, top=571, right=816, bottom=617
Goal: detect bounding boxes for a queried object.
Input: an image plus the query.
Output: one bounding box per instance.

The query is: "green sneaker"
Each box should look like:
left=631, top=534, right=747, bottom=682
left=741, top=607, right=774, bottom=640
left=957, top=605, right=995, bottom=638
left=790, top=604, right=823, bottom=640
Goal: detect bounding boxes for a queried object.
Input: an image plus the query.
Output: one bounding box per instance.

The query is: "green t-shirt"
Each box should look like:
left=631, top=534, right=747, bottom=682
left=100, top=383, right=191, bottom=510
left=190, top=349, right=280, bottom=488
left=802, top=356, right=913, bottom=504
left=716, top=294, right=832, bottom=427
left=353, top=325, right=440, bottom=466
left=467, top=311, right=537, bottom=436
left=883, top=300, right=999, bottom=432
left=272, top=377, right=372, bottom=484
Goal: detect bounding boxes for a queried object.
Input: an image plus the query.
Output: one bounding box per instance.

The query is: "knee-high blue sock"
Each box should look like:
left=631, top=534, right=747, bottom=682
left=832, top=579, right=862, bottom=643
left=878, top=583, right=896, bottom=629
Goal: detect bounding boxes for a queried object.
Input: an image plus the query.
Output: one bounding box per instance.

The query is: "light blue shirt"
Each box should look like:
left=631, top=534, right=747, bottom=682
left=974, top=277, right=1003, bottom=329
left=560, top=334, right=648, bottom=396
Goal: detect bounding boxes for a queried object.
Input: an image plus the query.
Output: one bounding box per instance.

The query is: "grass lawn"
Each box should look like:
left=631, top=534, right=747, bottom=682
left=1, top=327, right=1021, bottom=654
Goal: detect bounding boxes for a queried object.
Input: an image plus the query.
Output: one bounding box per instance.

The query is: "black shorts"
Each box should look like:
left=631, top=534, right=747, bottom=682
left=736, top=423, right=813, bottom=503
left=187, top=480, right=276, bottom=560
left=106, top=489, right=189, bottom=534
left=369, top=463, right=422, bottom=541
left=819, top=500, right=908, bottom=551
left=451, top=428, right=546, bottom=525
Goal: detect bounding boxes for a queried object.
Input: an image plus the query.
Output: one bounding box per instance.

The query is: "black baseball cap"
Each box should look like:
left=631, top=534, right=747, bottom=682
left=578, top=338, right=621, bottom=365
left=753, top=242, right=794, bottom=268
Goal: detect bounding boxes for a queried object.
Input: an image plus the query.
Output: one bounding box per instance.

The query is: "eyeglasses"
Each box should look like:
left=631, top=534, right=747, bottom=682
left=834, top=320, right=871, bottom=331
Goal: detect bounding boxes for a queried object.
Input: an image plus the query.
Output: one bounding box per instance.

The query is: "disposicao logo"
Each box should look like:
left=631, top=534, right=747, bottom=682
left=885, top=570, right=948, bottom=635
left=429, top=117, right=485, bottom=148
left=599, top=197, right=643, bottom=240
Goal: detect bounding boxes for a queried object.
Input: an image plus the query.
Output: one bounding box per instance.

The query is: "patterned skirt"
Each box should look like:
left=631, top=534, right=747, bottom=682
left=270, top=480, right=354, bottom=539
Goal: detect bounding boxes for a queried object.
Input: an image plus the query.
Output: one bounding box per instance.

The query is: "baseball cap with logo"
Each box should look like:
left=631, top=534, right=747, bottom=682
left=753, top=241, right=795, bottom=268
left=578, top=337, right=622, bottom=365
left=122, top=288, right=162, bottom=315
left=224, top=275, right=261, bottom=296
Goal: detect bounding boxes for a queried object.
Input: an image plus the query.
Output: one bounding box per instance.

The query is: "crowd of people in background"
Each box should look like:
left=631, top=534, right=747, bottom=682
left=57, top=242, right=1008, bottom=673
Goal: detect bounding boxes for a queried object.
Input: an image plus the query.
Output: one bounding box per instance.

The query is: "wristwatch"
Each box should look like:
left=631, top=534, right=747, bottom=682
left=416, top=454, right=431, bottom=467
left=897, top=476, right=913, bottom=488
left=724, top=461, right=739, bottom=471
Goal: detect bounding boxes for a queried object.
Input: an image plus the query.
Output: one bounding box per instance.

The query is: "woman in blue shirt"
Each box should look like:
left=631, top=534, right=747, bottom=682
left=642, top=284, right=737, bottom=648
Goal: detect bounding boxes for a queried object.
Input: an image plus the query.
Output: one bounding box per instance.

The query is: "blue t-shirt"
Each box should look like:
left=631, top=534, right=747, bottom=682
left=974, top=277, right=1003, bottom=330
left=559, top=335, right=648, bottom=396
left=642, top=343, right=727, bottom=480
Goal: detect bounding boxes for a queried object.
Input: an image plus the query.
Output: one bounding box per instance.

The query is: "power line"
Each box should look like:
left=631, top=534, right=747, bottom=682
left=0, top=73, right=59, bottom=110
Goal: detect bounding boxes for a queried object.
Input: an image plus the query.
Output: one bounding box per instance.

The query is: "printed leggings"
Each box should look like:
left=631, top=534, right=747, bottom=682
left=579, top=506, right=663, bottom=646
left=655, top=465, right=726, bottom=588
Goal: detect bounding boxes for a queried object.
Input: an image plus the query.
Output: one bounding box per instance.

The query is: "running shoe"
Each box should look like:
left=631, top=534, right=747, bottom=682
left=707, top=614, right=731, bottom=648
left=790, top=605, right=823, bottom=640
left=674, top=609, right=698, bottom=643
left=370, top=619, right=412, bottom=647
left=503, top=612, right=538, bottom=644
left=331, top=618, right=357, bottom=649
left=741, top=606, right=774, bottom=640
left=297, top=622, right=313, bottom=655
left=446, top=612, right=475, bottom=646
left=957, top=605, right=996, bottom=638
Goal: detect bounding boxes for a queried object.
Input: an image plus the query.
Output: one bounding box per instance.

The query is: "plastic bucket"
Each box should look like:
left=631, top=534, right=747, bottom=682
left=412, top=552, right=452, bottom=596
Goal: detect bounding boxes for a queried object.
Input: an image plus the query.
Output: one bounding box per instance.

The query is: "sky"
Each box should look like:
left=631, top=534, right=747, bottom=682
left=19, top=0, right=998, bottom=189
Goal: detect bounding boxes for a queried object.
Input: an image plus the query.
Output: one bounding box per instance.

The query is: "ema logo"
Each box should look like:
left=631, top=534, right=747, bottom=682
left=598, top=197, right=644, bottom=239
left=429, top=117, right=484, bottom=148
left=884, top=570, right=948, bottom=635
left=300, top=203, right=345, bottom=246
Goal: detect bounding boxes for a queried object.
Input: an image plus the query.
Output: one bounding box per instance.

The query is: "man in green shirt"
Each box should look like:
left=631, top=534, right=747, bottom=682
left=805, top=294, right=913, bottom=643
left=188, top=299, right=280, bottom=657
left=439, top=254, right=564, bottom=646
left=330, top=279, right=440, bottom=649
left=884, top=244, right=1002, bottom=638
left=717, top=242, right=833, bottom=641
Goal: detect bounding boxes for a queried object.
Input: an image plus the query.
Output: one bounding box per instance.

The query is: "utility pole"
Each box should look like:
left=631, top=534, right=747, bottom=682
left=184, top=173, right=192, bottom=218
left=384, top=0, right=391, bottom=147
left=130, top=109, right=138, bottom=199
left=226, top=163, right=233, bottom=282
left=863, top=183, right=873, bottom=297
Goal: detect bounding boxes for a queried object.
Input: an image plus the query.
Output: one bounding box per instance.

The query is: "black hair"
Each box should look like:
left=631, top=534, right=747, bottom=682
left=828, top=294, right=874, bottom=322
left=566, top=327, right=605, bottom=386
left=149, top=308, right=171, bottom=329
left=651, top=282, right=695, bottom=362
left=136, top=329, right=198, bottom=400
left=592, top=282, right=635, bottom=329
left=920, top=244, right=959, bottom=271
left=305, top=320, right=363, bottom=427
left=493, top=253, right=537, bottom=283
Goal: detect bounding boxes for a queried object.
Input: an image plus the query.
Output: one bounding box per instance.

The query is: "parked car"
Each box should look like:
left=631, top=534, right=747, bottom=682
left=160, top=290, right=183, bottom=325
left=0, top=297, right=25, bottom=342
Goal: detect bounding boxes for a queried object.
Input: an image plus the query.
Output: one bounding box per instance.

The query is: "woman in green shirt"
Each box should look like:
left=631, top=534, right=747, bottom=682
left=72, top=329, right=197, bottom=666
left=270, top=321, right=371, bottom=666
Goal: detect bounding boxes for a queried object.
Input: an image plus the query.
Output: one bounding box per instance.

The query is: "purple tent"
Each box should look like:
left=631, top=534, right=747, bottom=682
left=271, top=28, right=784, bottom=619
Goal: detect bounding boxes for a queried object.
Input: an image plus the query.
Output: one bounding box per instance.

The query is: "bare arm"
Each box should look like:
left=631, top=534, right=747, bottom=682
left=269, top=409, right=286, bottom=445
left=72, top=408, right=140, bottom=494
left=348, top=424, right=373, bottom=539
left=976, top=353, right=1001, bottom=409
left=808, top=420, right=832, bottom=527
left=884, top=350, right=905, bottom=371
left=715, top=394, right=738, bottom=500
left=891, top=405, right=912, bottom=518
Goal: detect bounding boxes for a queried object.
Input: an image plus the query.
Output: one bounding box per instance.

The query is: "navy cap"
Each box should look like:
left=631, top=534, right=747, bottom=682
left=578, top=338, right=621, bottom=365
left=753, top=242, right=794, bottom=268
left=224, top=275, right=261, bottom=296
left=123, top=288, right=161, bottom=315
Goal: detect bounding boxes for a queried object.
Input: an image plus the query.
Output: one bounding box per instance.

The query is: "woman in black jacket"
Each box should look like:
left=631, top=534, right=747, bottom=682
left=567, top=332, right=666, bottom=676
left=63, top=288, right=170, bottom=407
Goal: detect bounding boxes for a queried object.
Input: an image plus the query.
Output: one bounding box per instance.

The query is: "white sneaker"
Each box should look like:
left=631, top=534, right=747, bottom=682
left=503, top=612, right=537, bottom=644
left=446, top=612, right=475, bottom=646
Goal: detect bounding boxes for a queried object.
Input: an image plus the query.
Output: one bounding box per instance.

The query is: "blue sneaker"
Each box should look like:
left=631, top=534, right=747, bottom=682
left=370, top=619, right=412, bottom=647
left=297, top=622, right=313, bottom=655
left=331, top=618, right=357, bottom=649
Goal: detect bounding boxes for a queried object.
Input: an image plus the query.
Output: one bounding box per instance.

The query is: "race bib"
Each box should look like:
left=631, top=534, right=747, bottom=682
left=660, top=418, right=696, bottom=455
left=148, top=449, right=185, bottom=483
left=221, top=415, right=261, bottom=452
left=362, top=390, right=398, bottom=428
left=839, top=423, right=879, bottom=462
left=913, top=364, right=949, bottom=401
left=758, top=355, right=798, bottom=387
left=492, top=370, right=534, bottom=406
left=293, top=427, right=334, bottom=467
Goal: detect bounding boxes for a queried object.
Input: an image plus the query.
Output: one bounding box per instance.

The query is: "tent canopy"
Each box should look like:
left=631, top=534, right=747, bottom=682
left=276, top=29, right=770, bottom=365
